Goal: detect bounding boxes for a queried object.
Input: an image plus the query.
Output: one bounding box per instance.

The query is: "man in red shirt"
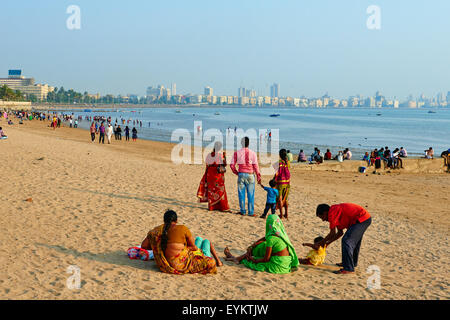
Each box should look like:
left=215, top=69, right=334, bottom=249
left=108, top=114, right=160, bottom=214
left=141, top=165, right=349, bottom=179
left=314, top=203, right=372, bottom=274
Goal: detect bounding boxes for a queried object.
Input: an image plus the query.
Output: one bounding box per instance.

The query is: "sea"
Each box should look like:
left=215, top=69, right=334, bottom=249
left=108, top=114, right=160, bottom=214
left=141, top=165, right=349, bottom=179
left=59, top=106, right=450, bottom=159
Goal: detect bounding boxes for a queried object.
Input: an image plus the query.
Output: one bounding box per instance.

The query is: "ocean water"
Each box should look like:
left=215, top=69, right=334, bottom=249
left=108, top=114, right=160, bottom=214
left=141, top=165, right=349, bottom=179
left=65, top=106, right=450, bottom=158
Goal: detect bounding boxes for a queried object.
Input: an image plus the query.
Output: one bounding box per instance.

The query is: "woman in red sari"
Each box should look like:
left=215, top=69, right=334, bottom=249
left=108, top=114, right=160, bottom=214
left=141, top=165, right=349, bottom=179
left=197, top=142, right=230, bottom=211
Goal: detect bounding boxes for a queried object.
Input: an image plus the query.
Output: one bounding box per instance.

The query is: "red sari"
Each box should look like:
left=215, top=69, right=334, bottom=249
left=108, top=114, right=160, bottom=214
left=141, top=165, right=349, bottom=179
left=197, top=152, right=230, bottom=211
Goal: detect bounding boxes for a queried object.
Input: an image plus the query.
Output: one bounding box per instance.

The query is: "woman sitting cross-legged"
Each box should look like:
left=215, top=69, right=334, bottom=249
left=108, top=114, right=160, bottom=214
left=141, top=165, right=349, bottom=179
left=141, top=210, right=222, bottom=274
left=223, top=214, right=298, bottom=274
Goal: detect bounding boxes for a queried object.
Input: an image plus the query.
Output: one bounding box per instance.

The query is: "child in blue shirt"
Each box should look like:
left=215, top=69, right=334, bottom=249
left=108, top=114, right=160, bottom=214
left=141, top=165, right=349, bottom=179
left=259, top=179, right=279, bottom=219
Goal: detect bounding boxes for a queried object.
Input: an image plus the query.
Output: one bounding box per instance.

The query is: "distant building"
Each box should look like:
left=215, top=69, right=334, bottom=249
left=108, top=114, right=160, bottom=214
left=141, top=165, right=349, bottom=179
left=0, top=69, right=54, bottom=100
left=171, top=83, right=176, bottom=96
left=270, top=83, right=280, bottom=98
left=204, top=86, right=213, bottom=97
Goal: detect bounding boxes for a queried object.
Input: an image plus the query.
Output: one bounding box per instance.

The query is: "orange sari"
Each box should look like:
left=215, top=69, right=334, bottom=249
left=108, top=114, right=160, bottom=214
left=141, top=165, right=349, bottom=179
left=146, top=225, right=217, bottom=275
left=197, top=152, right=230, bottom=211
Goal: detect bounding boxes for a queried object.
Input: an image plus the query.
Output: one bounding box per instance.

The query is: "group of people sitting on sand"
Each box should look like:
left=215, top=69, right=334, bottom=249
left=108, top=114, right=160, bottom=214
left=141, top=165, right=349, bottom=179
left=296, top=148, right=353, bottom=164
left=139, top=202, right=372, bottom=276
left=363, top=146, right=407, bottom=170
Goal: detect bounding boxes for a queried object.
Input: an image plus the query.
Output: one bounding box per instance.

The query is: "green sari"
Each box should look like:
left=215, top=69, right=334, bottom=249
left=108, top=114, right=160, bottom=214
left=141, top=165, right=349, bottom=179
left=241, top=214, right=299, bottom=274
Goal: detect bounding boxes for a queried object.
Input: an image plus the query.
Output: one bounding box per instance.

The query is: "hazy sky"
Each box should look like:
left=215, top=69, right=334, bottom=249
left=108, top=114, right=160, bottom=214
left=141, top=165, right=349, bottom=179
left=1, top=0, right=449, bottom=99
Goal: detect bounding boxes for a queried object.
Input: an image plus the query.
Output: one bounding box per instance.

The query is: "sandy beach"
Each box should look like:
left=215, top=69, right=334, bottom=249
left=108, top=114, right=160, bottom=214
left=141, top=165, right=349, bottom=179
left=1, top=117, right=449, bottom=300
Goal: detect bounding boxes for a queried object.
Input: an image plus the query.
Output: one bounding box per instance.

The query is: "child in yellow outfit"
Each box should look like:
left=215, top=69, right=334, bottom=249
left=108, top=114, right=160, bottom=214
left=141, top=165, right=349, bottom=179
left=299, top=236, right=327, bottom=266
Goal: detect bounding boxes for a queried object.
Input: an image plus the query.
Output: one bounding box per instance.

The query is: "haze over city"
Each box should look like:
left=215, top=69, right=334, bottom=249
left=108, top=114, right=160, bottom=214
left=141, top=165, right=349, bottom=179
left=1, top=0, right=450, bottom=99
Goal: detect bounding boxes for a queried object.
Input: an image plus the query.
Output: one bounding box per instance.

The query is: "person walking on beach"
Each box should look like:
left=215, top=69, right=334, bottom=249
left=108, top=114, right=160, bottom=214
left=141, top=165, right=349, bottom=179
left=106, top=123, right=113, bottom=144
left=90, top=122, right=96, bottom=142
left=132, top=127, right=138, bottom=141
left=99, top=122, right=105, bottom=144
left=230, top=136, right=261, bottom=217
left=125, top=126, right=130, bottom=141
left=116, top=125, right=122, bottom=140
left=314, top=203, right=372, bottom=274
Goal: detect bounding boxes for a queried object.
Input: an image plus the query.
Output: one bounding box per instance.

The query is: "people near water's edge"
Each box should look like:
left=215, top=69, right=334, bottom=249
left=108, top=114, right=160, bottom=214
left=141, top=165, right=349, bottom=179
left=125, top=126, right=130, bottom=141
left=99, top=122, right=105, bottom=144
left=197, top=141, right=230, bottom=212
left=297, top=149, right=307, bottom=162
left=314, top=203, right=372, bottom=274
left=273, top=149, right=291, bottom=220
left=90, top=122, right=96, bottom=142
left=132, top=127, right=138, bottom=141
left=425, top=147, right=434, bottom=159
left=223, top=214, right=298, bottom=274
left=106, top=123, right=113, bottom=144
left=259, top=179, right=279, bottom=219
left=141, top=210, right=220, bottom=274
left=230, top=136, right=261, bottom=216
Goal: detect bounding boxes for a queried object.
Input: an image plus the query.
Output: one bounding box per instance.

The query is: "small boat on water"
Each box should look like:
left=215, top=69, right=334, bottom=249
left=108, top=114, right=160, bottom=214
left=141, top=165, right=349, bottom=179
left=376, top=113, right=382, bottom=116
left=428, top=110, right=436, bottom=114
left=214, top=112, right=220, bottom=115
left=175, top=110, right=182, bottom=113
left=270, top=114, right=280, bottom=117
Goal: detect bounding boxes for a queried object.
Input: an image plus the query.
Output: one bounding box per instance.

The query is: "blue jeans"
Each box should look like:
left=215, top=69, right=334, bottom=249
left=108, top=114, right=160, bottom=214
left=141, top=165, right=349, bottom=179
left=237, top=173, right=255, bottom=215
left=341, top=217, right=372, bottom=272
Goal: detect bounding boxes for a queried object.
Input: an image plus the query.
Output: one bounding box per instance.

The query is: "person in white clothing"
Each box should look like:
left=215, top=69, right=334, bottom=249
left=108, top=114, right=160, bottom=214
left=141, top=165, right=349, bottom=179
left=106, top=124, right=114, bottom=144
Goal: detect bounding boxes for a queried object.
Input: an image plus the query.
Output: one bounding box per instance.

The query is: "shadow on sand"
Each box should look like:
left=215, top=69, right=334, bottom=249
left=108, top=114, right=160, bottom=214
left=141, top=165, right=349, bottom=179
left=36, top=243, right=160, bottom=271
left=68, top=187, right=211, bottom=211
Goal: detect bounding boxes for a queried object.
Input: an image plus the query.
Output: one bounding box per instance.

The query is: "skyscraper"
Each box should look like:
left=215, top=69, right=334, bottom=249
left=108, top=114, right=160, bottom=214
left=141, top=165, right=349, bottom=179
left=270, top=83, right=280, bottom=98
left=238, top=87, right=246, bottom=97
left=204, top=86, right=213, bottom=96
left=171, top=83, right=176, bottom=96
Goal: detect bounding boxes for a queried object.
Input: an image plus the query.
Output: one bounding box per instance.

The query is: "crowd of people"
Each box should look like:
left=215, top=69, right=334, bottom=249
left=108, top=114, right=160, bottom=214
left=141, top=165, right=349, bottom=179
left=0, top=110, right=142, bottom=145
left=296, top=147, right=352, bottom=164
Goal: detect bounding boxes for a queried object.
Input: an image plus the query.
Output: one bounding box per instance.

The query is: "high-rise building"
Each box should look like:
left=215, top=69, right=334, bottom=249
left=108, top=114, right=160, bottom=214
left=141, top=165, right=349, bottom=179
left=238, top=87, right=246, bottom=97
left=270, top=83, right=280, bottom=98
left=204, top=86, right=213, bottom=97
left=0, top=69, right=54, bottom=100
left=171, top=83, right=176, bottom=96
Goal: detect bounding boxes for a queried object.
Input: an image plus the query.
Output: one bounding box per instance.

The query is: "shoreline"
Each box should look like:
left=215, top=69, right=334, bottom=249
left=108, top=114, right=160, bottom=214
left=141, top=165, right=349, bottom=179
left=4, top=115, right=447, bottom=173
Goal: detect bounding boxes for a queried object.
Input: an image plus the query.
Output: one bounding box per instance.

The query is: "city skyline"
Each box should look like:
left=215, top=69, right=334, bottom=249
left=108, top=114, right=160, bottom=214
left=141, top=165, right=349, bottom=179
left=1, top=1, right=450, bottom=98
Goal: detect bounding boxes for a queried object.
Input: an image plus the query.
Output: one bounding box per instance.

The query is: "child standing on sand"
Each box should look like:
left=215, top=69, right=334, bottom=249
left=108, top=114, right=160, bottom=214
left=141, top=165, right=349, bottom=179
left=299, top=236, right=327, bottom=266
left=274, top=149, right=291, bottom=220
left=259, top=179, right=279, bottom=219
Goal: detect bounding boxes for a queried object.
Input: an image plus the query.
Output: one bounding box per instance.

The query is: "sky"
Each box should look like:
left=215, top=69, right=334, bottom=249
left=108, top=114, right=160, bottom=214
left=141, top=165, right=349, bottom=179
left=1, top=0, right=450, bottom=99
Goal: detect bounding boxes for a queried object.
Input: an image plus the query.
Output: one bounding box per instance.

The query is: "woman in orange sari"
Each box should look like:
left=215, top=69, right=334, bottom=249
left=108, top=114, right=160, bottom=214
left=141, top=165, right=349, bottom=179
left=141, top=210, right=220, bottom=275
left=197, top=142, right=230, bottom=211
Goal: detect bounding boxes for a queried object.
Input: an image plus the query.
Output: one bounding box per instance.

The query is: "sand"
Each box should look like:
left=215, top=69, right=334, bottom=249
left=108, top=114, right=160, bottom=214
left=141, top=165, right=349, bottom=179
left=0, top=117, right=449, bottom=300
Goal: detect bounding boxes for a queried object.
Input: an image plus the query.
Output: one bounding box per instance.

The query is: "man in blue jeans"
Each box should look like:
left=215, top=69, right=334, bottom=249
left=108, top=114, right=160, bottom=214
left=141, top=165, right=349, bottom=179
left=230, top=137, right=261, bottom=216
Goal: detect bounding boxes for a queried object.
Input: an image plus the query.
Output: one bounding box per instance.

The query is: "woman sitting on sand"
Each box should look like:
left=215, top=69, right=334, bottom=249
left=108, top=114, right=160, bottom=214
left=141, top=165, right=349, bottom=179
left=0, top=127, right=7, bottom=139
left=141, top=210, right=221, bottom=274
left=197, top=141, right=230, bottom=212
left=224, top=214, right=298, bottom=274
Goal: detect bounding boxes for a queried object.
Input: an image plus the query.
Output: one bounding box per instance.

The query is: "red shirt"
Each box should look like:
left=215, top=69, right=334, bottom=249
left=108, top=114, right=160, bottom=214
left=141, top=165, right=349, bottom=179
left=328, top=203, right=371, bottom=230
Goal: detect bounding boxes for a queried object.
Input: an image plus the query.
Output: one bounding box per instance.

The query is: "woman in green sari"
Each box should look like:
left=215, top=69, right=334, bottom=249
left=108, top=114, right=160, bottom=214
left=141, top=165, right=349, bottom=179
left=224, top=214, right=298, bottom=274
